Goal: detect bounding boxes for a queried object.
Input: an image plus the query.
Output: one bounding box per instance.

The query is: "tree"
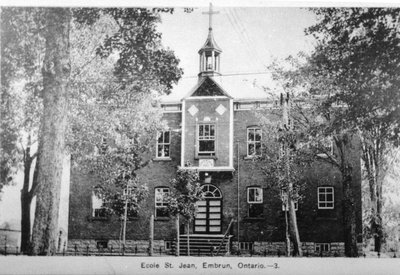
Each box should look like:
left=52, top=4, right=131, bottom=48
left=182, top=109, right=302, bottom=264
left=68, top=7, right=183, bottom=228
left=267, top=55, right=363, bottom=257
left=1, top=7, right=47, bottom=254
left=256, top=93, right=309, bottom=257
left=1, top=7, right=183, bottom=255
left=166, top=167, right=204, bottom=256
left=30, top=8, right=72, bottom=255
left=306, top=8, right=400, bottom=253
left=0, top=7, right=44, bottom=199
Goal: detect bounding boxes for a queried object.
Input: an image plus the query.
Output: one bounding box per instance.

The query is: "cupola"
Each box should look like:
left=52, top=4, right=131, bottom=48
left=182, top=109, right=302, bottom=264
left=198, top=3, right=222, bottom=79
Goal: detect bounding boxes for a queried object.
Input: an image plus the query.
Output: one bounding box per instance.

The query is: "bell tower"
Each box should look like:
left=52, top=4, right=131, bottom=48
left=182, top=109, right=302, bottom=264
left=198, top=3, right=222, bottom=79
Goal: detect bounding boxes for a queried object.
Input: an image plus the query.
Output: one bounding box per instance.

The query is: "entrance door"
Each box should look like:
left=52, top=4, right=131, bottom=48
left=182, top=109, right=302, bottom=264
left=194, top=184, right=222, bottom=234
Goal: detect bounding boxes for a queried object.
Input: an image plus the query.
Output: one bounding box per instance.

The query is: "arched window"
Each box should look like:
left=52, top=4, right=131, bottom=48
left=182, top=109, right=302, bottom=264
left=201, top=184, right=221, bottom=198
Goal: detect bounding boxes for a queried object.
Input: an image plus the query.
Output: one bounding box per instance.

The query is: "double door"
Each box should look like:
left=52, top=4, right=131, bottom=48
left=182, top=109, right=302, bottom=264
left=194, top=198, right=222, bottom=234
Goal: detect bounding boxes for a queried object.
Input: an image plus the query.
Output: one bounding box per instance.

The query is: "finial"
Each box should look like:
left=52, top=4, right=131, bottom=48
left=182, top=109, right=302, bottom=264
left=202, top=3, right=219, bottom=31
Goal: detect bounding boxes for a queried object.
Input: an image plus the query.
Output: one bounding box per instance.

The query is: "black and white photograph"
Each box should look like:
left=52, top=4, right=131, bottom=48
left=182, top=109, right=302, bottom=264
left=1, top=1, right=400, bottom=274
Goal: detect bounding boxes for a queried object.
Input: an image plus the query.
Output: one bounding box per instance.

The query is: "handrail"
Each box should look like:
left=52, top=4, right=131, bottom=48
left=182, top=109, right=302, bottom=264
left=216, top=219, right=234, bottom=255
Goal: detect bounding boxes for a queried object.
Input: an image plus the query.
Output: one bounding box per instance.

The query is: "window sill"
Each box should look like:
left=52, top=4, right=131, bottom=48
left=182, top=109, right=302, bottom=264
left=195, top=155, right=218, bottom=160
left=243, top=156, right=261, bottom=160
left=153, top=157, right=172, bottom=161
left=155, top=217, right=170, bottom=221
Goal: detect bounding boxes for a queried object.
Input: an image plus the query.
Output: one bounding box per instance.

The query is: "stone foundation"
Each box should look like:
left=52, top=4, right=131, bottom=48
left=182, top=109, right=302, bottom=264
left=232, top=241, right=363, bottom=257
left=68, top=239, right=362, bottom=257
left=67, top=239, right=169, bottom=255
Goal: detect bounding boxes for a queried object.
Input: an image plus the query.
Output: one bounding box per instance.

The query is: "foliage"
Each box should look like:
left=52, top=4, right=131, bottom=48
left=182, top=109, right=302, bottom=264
left=267, top=55, right=361, bottom=256
left=1, top=7, right=183, bottom=253
left=67, top=8, right=183, bottom=215
left=0, top=8, right=45, bottom=193
left=306, top=7, right=400, bottom=142
left=73, top=8, right=183, bottom=91
left=307, top=8, right=400, bottom=252
left=256, top=114, right=310, bottom=198
left=167, top=168, right=204, bottom=221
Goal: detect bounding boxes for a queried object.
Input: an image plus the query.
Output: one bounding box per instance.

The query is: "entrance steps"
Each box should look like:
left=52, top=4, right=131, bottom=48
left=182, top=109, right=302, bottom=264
left=173, top=234, right=233, bottom=256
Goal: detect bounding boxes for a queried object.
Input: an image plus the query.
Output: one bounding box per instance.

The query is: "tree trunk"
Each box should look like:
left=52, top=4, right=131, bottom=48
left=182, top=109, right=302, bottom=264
left=31, top=8, right=71, bottom=256
left=187, top=222, right=190, bottom=256
left=284, top=208, right=290, bottom=256
left=285, top=139, right=302, bottom=257
left=375, top=182, right=383, bottom=252
left=149, top=214, right=154, bottom=256
left=342, top=164, right=358, bottom=257
left=288, top=199, right=302, bottom=256
left=338, top=133, right=358, bottom=257
left=175, top=215, right=180, bottom=256
left=20, top=136, right=39, bottom=254
left=20, top=137, right=32, bottom=254
left=20, top=193, right=32, bottom=253
left=362, top=137, right=383, bottom=252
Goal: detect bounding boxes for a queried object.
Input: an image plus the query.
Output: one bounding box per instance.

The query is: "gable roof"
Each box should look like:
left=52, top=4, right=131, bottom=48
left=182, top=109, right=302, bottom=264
left=183, top=77, right=232, bottom=99
left=160, top=74, right=282, bottom=104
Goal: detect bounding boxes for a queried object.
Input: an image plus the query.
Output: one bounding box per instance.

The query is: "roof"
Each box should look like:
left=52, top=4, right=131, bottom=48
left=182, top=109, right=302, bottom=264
left=160, top=75, right=283, bottom=103
left=198, top=30, right=222, bottom=54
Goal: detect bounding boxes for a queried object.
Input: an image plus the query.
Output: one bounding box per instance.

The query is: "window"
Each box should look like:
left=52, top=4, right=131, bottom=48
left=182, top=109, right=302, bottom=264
left=165, top=241, right=172, bottom=251
left=92, top=192, right=107, bottom=218
left=247, top=187, right=263, bottom=218
left=315, top=243, right=330, bottom=253
left=281, top=189, right=298, bottom=211
left=155, top=187, right=170, bottom=217
left=248, top=187, right=263, bottom=203
left=96, top=240, right=108, bottom=250
left=247, top=127, right=262, bottom=156
left=157, top=131, right=170, bottom=158
left=318, top=187, right=334, bottom=209
left=198, top=124, right=216, bottom=156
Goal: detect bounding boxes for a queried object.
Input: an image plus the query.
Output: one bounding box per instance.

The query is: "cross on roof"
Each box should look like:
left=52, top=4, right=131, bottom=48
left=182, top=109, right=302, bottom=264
left=202, top=3, right=219, bottom=31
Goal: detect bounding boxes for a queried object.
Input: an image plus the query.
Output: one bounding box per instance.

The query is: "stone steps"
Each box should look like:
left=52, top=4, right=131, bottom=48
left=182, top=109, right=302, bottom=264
left=173, top=234, right=232, bottom=256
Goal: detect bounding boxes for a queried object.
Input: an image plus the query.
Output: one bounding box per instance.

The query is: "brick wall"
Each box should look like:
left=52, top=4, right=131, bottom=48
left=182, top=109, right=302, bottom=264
left=183, top=98, right=231, bottom=166
left=68, top=106, right=362, bottom=253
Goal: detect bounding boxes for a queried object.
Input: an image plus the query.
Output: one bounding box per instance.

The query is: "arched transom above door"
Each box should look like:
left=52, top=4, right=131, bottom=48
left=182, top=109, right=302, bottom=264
left=202, top=184, right=221, bottom=198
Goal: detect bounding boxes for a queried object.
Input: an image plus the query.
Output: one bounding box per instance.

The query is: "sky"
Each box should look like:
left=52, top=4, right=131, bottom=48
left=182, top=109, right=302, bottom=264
left=158, top=6, right=317, bottom=98
left=0, top=6, right=319, bottom=227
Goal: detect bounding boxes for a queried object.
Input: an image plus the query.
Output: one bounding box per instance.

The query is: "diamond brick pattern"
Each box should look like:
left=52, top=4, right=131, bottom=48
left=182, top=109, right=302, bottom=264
left=216, top=104, right=227, bottom=115
left=188, top=105, right=199, bottom=116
